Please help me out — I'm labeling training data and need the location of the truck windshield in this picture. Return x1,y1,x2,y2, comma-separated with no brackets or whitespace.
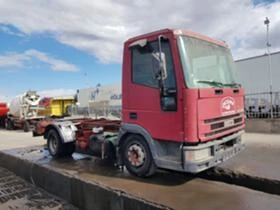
177,36,238,88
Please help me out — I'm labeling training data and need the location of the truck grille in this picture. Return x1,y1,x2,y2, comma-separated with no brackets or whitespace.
205,123,243,137
204,113,244,137
204,113,241,124
234,117,242,124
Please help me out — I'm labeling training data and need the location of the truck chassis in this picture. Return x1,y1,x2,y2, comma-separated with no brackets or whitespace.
37,118,244,177
6,115,45,132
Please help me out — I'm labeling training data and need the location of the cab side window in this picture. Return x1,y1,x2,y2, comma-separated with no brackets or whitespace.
131,42,159,88
131,40,176,90
131,39,177,111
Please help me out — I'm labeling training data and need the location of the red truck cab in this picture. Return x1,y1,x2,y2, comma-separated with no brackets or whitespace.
43,28,245,177
120,29,244,174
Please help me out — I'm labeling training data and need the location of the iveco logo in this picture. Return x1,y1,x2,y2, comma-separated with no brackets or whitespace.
221,97,235,115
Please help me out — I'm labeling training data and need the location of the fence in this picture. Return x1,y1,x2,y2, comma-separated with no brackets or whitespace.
245,91,280,119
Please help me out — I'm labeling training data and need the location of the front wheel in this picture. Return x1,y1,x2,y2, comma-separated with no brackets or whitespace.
122,135,156,177
47,129,75,158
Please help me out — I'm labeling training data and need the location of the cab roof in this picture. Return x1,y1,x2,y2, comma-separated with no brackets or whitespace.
125,28,228,48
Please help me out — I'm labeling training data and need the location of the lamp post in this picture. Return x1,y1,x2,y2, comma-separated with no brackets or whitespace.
264,17,273,118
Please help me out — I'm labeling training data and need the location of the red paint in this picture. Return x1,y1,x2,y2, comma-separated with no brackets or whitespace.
75,119,121,150
34,119,55,135
122,30,184,142
0,103,9,117
39,97,52,107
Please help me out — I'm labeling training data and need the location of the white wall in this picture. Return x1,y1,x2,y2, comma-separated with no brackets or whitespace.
77,84,121,108
235,52,280,94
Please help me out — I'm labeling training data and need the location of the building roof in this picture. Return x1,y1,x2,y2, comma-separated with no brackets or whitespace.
235,50,280,62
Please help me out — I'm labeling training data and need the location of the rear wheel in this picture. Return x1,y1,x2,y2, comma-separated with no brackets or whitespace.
47,129,75,158
5,119,14,130
23,121,30,132
64,142,75,156
122,135,156,177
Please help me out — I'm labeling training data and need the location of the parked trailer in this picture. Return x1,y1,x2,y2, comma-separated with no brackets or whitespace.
39,97,75,118
6,91,45,132
41,29,245,177
0,103,9,127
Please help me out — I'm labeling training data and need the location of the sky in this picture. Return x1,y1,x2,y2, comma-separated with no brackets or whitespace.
0,0,279,102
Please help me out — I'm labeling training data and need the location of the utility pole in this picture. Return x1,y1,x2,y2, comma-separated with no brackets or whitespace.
264,17,273,118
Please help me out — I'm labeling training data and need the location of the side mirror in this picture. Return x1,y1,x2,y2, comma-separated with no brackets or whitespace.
152,52,167,80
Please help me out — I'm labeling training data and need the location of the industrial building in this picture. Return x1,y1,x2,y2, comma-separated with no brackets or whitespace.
235,51,280,94
75,84,121,118
235,51,280,118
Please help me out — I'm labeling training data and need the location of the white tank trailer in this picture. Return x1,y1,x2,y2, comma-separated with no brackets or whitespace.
6,91,45,132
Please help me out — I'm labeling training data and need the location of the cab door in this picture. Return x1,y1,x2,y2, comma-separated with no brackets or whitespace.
122,37,183,142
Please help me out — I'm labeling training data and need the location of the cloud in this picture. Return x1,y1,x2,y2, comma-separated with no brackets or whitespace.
0,89,76,103
0,49,79,72
0,0,279,62
38,89,76,98
0,53,29,68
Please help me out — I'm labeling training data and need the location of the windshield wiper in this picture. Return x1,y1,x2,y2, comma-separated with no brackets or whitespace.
196,80,224,87
223,82,241,88
196,80,241,88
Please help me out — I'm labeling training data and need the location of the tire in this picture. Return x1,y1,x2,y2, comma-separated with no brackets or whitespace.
121,134,156,177
64,142,75,156
5,119,14,130
0,117,4,128
47,129,75,158
23,121,30,132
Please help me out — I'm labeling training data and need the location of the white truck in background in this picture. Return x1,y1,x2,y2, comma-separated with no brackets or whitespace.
6,90,45,132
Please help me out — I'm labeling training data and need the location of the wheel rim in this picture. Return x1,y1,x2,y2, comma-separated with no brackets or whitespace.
127,143,145,167
49,135,58,154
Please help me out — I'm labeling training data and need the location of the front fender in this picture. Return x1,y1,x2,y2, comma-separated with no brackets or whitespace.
118,123,158,159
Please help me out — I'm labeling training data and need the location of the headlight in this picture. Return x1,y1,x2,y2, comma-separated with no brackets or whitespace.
185,148,211,161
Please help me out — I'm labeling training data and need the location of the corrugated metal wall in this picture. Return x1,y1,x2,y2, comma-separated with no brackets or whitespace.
235,52,280,94
235,52,280,118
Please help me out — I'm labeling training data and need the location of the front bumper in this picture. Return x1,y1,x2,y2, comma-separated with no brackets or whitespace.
183,130,245,173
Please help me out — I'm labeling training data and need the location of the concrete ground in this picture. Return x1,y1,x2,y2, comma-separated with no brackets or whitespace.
220,132,280,181
1,129,280,210
1,130,279,182
0,130,45,150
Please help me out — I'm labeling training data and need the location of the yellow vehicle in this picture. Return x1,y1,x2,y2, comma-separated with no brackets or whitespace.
39,97,75,117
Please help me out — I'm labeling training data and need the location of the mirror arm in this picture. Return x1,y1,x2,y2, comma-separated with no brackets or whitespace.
157,35,167,80
158,35,163,62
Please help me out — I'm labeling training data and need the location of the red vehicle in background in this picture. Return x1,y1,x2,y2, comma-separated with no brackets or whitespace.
41,29,245,177
0,103,9,127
